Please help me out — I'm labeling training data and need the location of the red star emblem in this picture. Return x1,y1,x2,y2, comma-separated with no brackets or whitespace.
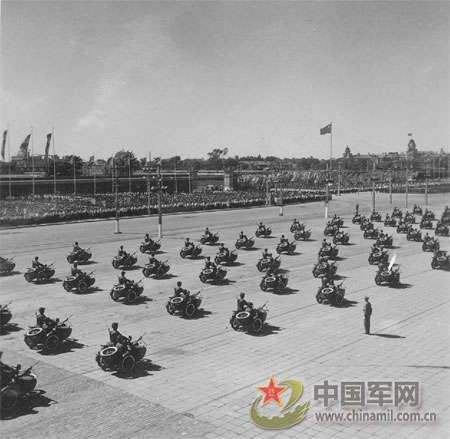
256,376,287,407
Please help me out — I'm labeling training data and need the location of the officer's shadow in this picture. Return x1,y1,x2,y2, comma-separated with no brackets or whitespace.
339,299,358,308
371,333,405,339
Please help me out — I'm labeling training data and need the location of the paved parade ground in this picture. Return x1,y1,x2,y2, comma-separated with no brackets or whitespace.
1,191,449,439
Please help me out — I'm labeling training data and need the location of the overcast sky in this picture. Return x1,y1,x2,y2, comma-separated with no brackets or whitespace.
1,0,448,161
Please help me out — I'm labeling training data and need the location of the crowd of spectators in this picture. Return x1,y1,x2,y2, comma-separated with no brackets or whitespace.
1,178,448,228
0,189,326,227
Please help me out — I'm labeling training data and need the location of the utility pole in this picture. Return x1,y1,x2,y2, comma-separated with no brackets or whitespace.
405,166,409,209
425,156,429,206
389,169,392,205
337,163,341,197
188,168,192,194
157,161,163,237
371,159,376,212
146,167,152,216
114,165,121,234
174,158,178,193
324,164,330,219
279,179,283,216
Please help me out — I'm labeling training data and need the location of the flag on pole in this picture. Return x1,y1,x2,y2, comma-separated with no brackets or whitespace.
408,133,412,137
140,157,147,167
44,133,52,165
154,157,161,165
320,123,332,135
19,134,31,157
1,130,7,160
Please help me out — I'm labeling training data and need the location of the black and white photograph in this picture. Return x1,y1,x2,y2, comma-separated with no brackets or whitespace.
1,1,449,438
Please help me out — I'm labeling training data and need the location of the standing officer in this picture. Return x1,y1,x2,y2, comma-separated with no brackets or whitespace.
363,296,372,335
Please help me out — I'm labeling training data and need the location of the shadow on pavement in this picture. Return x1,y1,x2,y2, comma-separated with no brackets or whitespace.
251,324,282,337
1,270,21,276
393,283,413,289
339,299,358,308
115,359,163,379
372,333,405,339
218,279,236,286
275,287,298,295
0,323,24,335
227,261,245,267
40,339,86,356
80,260,98,265
129,296,153,305
188,309,214,320
0,390,55,420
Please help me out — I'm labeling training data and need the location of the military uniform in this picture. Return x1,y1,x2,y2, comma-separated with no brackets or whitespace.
363,299,372,334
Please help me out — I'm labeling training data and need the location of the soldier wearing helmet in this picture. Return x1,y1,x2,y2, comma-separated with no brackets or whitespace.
71,262,83,278
32,256,44,270
237,293,248,312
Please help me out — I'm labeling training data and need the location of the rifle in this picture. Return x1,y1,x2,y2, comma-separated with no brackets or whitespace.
136,332,147,342
1,302,12,310
62,315,73,324
23,361,39,375
192,289,203,297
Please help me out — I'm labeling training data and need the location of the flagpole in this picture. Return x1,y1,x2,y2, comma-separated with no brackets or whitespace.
7,124,11,198
111,157,114,192
31,125,35,198
52,127,56,195
128,154,131,193
93,157,97,198
329,122,332,171
73,153,77,194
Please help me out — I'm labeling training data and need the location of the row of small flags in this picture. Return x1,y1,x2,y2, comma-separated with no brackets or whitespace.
2,124,413,162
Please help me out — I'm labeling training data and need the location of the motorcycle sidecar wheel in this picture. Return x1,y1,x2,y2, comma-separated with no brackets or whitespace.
77,280,88,294
1,388,19,412
185,303,196,318
121,355,136,373
335,293,344,306
126,291,137,304
375,275,382,286
260,281,268,292
166,303,175,315
316,293,324,304
38,272,48,283
252,318,263,333
45,334,60,351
